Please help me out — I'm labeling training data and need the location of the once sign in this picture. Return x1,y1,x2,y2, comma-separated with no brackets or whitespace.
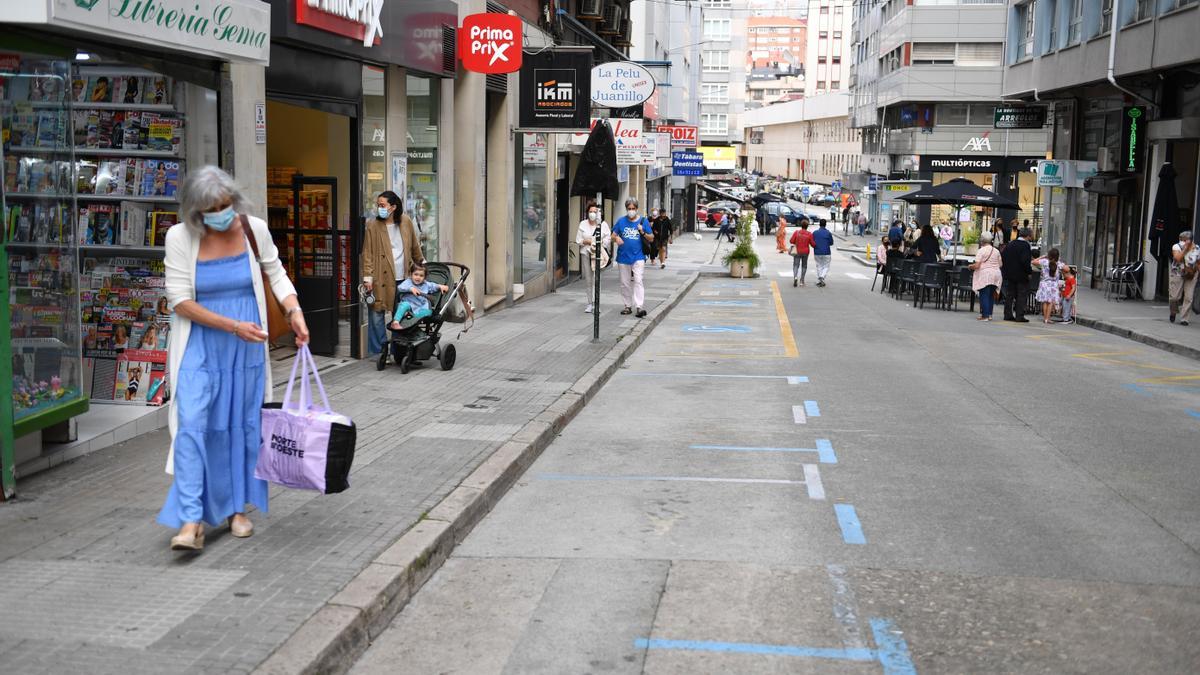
590,61,656,108
459,13,522,74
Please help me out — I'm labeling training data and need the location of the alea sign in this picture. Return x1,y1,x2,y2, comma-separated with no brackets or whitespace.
459,13,522,74
590,61,655,109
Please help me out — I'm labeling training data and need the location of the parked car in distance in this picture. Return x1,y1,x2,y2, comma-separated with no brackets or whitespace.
760,201,812,232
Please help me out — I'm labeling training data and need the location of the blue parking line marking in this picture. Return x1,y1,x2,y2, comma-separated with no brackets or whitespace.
804,400,821,417
682,324,753,333
698,300,756,306
1123,383,1153,396
869,618,918,674
690,440,837,464
635,618,916,673
634,638,876,662
1186,409,1200,419
835,504,866,545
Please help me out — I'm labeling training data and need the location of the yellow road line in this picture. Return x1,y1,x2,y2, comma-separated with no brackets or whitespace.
1073,351,1197,374
1135,374,1200,385
771,280,799,358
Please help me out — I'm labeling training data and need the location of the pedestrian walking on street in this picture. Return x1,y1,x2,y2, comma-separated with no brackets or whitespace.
813,218,835,287
856,211,867,236
775,216,789,253
651,208,672,268
1001,227,1034,322
361,191,425,355
612,198,653,318
789,219,814,287
576,202,611,314
1169,230,1199,325
1033,248,1068,324
969,230,1002,321
715,212,734,242
159,166,309,551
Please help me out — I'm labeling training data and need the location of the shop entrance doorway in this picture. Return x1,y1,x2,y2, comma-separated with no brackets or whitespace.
265,101,355,356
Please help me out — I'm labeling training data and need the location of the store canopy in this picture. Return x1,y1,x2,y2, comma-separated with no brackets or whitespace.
897,177,1019,210
751,192,785,207
570,120,619,202
698,182,747,203
1147,163,1181,259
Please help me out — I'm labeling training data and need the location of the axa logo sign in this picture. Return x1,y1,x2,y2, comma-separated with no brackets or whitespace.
962,132,992,152
459,13,522,74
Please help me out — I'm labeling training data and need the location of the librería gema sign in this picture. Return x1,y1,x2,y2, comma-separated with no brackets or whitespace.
590,61,656,109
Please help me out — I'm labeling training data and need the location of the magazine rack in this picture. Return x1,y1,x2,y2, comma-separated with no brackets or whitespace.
1,60,88,496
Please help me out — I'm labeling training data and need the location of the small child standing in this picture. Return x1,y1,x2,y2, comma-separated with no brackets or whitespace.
1059,266,1077,324
388,262,449,330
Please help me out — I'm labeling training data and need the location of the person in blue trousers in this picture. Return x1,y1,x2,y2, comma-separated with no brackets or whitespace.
159,166,309,552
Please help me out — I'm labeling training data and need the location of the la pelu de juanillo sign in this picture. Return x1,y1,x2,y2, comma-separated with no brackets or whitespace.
51,0,272,64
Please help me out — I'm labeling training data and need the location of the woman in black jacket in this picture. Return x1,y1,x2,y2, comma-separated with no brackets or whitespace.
916,224,941,263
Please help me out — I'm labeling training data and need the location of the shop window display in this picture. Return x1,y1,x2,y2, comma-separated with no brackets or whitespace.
406,75,439,258
517,133,548,283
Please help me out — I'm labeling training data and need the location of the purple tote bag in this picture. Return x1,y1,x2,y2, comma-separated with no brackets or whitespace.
256,346,356,493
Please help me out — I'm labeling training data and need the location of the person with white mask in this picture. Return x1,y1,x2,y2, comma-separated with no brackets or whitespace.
576,201,611,314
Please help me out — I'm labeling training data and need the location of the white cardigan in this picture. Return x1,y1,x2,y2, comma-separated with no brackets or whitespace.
162,215,297,474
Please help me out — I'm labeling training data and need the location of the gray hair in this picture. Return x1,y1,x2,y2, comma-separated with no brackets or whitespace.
625,198,639,209
979,230,993,244
178,165,251,235
1181,230,1193,241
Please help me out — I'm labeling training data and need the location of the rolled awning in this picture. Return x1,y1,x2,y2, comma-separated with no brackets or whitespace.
1083,173,1138,197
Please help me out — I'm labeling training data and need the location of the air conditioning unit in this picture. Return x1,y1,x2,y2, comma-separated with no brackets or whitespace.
599,4,623,35
577,0,603,20
1097,146,1115,172
615,19,632,46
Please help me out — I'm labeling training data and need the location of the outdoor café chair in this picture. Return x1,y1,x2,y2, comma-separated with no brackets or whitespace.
915,264,947,309
946,266,975,312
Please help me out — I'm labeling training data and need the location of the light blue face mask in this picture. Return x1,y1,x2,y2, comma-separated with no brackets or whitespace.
203,206,236,231
377,206,390,219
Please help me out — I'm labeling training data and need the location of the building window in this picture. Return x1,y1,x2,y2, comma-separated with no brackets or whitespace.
1067,0,1082,44
704,18,732,40
702,50,730,72
1134,0,1153,21
911,42,955,65
816,81,826,90
1046,0,1058,48
406,74,440,258
957,43,1003,67
880,46,903,74
702,83,730,103
830,80,840,89
936,103,969,125
1101,0,1113,33
703,0,732,6
700,113,729,135
818,56,827,64
1017,2,1035,60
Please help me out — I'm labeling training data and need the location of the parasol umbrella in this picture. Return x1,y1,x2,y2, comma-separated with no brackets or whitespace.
569,120,618,340
899,177,1020,260
1147,162,1181,260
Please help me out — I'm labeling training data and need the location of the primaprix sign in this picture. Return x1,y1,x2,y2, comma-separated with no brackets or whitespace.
459,13,522,74
295,0,385,47
657,124,698,147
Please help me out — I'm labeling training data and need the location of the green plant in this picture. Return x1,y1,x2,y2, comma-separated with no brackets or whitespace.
721,210,761,274
962,228,980,246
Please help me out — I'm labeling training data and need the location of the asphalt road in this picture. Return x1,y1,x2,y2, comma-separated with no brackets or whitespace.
349,239,1200,674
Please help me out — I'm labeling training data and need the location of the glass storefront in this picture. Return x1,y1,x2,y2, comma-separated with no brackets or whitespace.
517,133,548,283
361,65,387,217
406,74,439,258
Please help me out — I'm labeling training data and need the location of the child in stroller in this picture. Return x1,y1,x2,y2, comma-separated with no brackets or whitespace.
388,262,449,330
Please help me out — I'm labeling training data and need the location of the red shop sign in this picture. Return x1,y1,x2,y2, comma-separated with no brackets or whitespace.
295,0,384,47
458,13,522,74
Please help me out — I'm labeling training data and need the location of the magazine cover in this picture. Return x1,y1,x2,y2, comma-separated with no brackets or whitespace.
86,204,116,245
88,76,113,103
95,161,123,195
10,102,36,147
122,111,141,149
144,76,170,105
70,77,87,103
150,211,178,246
97,111,114,149
76,160,98,194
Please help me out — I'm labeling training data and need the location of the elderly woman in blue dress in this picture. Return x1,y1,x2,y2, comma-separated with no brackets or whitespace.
159,166,309,551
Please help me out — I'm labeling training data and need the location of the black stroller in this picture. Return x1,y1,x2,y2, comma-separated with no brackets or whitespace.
377,262,471,374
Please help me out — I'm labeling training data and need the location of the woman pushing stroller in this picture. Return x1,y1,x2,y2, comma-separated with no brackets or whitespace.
388,262,449,330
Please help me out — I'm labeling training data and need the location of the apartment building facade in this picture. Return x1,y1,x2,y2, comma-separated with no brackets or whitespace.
699,0,748,156
1002,0,1199,297
743,93,862,185
806,0,854,94
849,0,1049,230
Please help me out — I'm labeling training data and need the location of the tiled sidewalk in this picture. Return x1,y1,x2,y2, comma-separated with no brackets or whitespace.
0,236,716,675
